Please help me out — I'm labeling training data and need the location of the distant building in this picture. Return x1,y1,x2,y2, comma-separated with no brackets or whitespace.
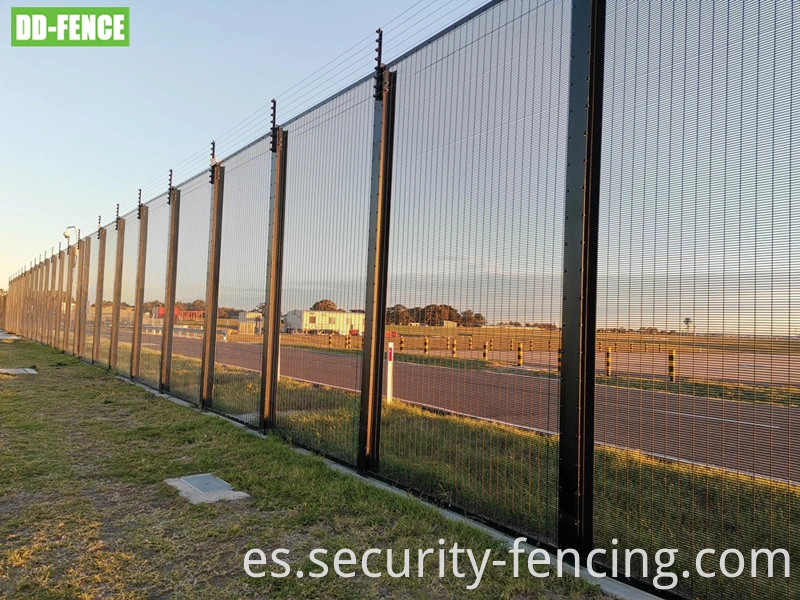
177,310,204,322
238,311,262,322
238,311,263,335
283,310,365,335
100,304,134,324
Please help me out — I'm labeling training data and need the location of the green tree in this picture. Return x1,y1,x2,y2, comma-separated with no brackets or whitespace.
186,299,206,312
387,304,412,325
311,299,338,312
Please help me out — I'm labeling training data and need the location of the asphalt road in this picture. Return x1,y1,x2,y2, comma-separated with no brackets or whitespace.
128,330,799,483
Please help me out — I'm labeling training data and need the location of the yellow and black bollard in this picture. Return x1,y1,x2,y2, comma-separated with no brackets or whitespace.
451,339,457,358
605,347,612,377
483,341,488,361
510,338,514,351
400,336,404,352
669,350,676,382
517,343,523,367
468,336,473,351
644,342,648,353
424,336,429,355
328,333,332,348
557,348,562,374
529,339,534,351
490,338,494,351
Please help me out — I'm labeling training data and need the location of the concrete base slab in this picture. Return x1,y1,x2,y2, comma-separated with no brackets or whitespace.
165,473,250,504
0,330,21,341
0,368,37,375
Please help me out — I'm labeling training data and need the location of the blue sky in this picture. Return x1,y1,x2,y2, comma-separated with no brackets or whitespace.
4,1,798,335
0,0,489,286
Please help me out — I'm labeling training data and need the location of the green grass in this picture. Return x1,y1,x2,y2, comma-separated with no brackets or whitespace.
597,374,800,408
145,346,799,598
244,381,800,600
0,339,603,600
12,339,796,598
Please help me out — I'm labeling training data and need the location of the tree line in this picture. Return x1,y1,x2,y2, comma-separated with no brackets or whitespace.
301,300,488,327
128,299,558,328
386,304,486,327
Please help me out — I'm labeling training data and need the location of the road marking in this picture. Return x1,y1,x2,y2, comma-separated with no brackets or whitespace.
184,347,789,433
390,356,785,426
645,407,778,429
281,348,793,423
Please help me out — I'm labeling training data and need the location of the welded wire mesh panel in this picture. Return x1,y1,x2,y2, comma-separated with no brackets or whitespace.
33,265,42,343
84,236,100,360
210,136,271,426
595,3,798,598
97,227,117,367
138,194,169,388
378,0,569,543
275,80,374,463
33,265,41,342
63,247,77,352
52,251,65,348
44,260,53,344
169,173,213,404
114,210,140,376
77,236,93,359
29,265,38,342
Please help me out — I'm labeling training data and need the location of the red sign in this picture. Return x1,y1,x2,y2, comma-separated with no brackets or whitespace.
388,345,394,361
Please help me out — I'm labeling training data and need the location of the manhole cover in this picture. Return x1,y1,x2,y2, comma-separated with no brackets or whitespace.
181,474,232,493
165,473,249,504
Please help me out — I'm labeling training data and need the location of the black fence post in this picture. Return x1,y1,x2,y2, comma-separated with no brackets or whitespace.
260,104,288,431
62,245,76,352
39,255,51,344
72,244,83,353
558,0,606,558
76,236,92,357
55,247,65,348
34,259,43,342
357,30,397,474
40,256,50,344
160,184,180,393
130,196,149,378
200,144,224,409
92,228,106,363
109,214,126,368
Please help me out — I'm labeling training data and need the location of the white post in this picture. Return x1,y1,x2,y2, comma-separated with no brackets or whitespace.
386,342,394,404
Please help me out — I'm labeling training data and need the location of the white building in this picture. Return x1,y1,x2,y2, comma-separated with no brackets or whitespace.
283,310,365,335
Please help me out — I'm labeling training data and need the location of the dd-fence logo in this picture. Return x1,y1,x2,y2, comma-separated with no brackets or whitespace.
11,8,129,46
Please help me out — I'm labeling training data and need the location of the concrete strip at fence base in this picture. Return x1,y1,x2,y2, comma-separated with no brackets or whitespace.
0,367,37,374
